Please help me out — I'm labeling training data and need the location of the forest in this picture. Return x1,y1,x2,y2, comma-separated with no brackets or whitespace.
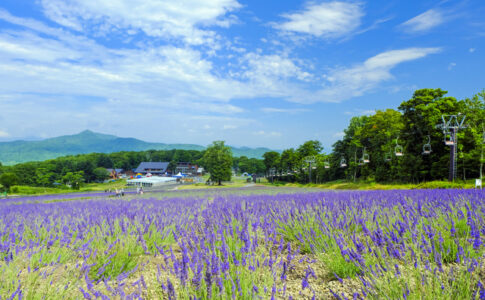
263,88,485,184
0,146,266,190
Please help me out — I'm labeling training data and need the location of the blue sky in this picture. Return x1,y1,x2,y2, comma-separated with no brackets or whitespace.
0,0,483,150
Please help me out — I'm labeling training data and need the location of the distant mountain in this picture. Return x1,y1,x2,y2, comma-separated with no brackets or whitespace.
0,130,274,165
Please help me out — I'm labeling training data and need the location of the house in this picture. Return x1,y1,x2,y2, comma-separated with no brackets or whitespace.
135,162,170,176
175,162,198,175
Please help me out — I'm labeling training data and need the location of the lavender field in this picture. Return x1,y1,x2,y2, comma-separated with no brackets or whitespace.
1,188,485,299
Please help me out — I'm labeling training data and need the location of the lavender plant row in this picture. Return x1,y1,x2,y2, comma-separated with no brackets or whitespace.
1,188,485,299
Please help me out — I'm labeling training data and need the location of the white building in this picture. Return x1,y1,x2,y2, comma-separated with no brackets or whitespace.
126,176,177,187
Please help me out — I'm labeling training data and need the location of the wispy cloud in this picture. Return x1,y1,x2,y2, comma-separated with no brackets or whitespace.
300,47,442,103
273,1,363,39
0,7,444,144
400,9,444,33
448,62,456,70
0,130,9,138
332,131,345,138
344,109,375,116
253,130,282,137
39,0,242,45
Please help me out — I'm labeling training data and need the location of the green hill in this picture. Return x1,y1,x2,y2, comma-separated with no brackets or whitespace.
0,130,274,164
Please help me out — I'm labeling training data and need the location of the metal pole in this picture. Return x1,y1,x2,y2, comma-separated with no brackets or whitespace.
449,128,456,182
481,129,484,188
353,148,357,182
308,162,312,184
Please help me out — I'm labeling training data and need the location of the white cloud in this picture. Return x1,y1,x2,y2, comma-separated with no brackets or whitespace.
448,62,456,70
469,48,476,53
333,131,345,138
0,10,443,145
0,12,257,142
253,130,282,137
223,124,238,130
39,0,242,45
303,47,442,103
274,1,363,39
400,9,444,33
233,52,313,99
344,109,375,116
0,130,9,138
241,53,312,81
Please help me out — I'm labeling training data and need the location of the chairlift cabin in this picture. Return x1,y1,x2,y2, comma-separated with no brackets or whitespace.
444,132,454,146
359,147,370,163
422,135,432,155
394,137,404,156
358,158,364,166
384,152,392,162
340,158,347,168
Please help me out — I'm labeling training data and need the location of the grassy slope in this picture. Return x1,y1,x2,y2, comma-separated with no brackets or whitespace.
6,177,479,196
176,176,252,190
8,180,129,196
264,179,477,190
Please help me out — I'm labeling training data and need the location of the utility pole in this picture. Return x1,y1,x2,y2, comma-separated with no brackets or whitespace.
437,114,467,182
304,156,315,184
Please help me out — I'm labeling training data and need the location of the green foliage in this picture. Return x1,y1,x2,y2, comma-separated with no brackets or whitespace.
234,156,265,174
62,171,85,190
203,141,233,185
262,151,280,171
297,140,323,157
0,172,19,191
93,167,110,181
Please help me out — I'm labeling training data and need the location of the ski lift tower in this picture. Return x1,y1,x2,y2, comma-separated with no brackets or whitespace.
480,129,484,188
437,114,467,182
304,156,316,184
269,167,276,184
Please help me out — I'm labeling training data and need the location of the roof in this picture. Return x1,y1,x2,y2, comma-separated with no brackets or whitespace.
106,168,123,173
135,162,170,173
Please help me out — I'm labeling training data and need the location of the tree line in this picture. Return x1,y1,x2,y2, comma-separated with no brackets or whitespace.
0,149,205,190
0,141,267,191
261,89,484,184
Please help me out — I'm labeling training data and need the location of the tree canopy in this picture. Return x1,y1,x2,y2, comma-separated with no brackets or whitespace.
202,141,233,185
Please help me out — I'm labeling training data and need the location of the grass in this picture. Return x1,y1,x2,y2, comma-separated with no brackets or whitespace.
176,176,254,190
7,179,128,196
264,179,477,190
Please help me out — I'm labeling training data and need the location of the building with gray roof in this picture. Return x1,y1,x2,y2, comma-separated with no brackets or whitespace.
135,162,170,175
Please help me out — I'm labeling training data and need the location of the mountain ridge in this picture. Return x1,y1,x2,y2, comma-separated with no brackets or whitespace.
0,130,275,165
